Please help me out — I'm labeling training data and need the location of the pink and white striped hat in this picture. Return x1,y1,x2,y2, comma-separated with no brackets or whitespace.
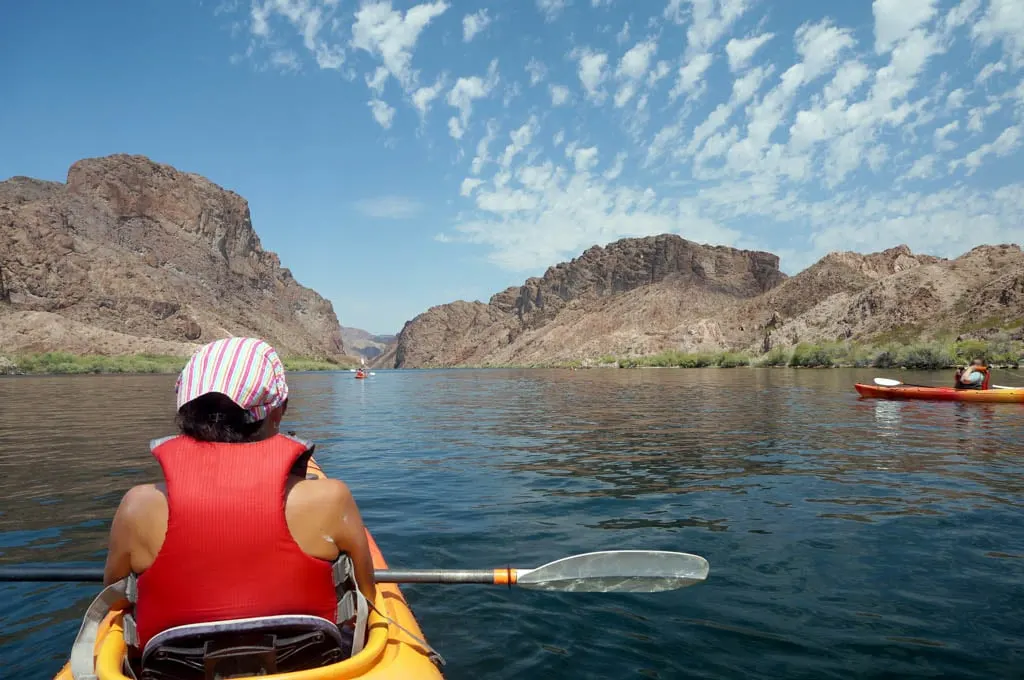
175,337,289,422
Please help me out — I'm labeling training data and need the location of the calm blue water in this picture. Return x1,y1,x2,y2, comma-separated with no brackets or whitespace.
1,368,1023,679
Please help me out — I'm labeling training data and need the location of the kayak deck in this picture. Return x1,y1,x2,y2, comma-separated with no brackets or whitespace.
854,383,1024,403
53,457,444,680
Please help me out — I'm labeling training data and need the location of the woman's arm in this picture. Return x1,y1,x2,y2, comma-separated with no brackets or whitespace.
102,486,143,585
326,480,377,603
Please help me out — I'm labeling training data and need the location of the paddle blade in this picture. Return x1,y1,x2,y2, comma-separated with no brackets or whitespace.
516,550,709,593
873,378,903,386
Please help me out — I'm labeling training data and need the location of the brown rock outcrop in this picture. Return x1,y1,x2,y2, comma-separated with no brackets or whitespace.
0,155,345,358
390,234,787,367
387,237,1024,368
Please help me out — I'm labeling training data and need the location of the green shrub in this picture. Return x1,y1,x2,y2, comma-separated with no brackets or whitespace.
897,343,953,370
788,343,835,367
756,346,790,367
715,351,750,368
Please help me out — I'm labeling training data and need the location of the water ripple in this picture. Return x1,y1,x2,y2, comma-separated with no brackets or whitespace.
2,367,1023,678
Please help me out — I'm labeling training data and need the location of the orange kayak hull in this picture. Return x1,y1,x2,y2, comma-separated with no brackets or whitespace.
854,383,1024,403
52,458,444,680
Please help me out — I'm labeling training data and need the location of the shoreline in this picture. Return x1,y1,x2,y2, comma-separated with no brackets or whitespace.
2,339,1021,375
0,352,356,376
404,339,1024,371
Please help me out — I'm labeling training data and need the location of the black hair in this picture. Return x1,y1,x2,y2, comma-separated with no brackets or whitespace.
175,392,268,443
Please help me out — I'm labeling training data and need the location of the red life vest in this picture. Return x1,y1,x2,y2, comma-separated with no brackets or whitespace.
956,366,991,390
134,433,337,649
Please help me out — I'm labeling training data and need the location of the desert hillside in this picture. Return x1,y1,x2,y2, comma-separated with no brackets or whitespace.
341,327,395,362
0,155,346,359
384,235,1024,368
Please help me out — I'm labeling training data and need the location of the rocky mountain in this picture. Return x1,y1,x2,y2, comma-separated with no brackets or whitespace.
385,236,1024,368
341,326,395,361
0,155,346,359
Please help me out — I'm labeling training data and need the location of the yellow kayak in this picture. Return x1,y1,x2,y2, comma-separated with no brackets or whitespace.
53,458,445,680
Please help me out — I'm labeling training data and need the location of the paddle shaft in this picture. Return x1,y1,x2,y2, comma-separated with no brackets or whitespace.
0,565,518,585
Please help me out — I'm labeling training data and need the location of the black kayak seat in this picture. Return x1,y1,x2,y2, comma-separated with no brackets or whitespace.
138,614,353,680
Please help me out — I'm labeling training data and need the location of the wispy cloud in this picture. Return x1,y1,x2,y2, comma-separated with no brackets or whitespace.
354,196,425,219
462,9,492,42
216,0,1024,275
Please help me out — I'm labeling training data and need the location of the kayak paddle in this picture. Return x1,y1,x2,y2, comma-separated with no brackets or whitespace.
873,377,1016,389
0,550,709,592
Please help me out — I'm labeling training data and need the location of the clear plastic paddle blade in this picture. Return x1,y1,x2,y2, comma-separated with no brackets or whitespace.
516,550,709,592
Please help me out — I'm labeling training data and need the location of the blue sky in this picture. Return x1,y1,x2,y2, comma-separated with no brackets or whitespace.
2,0,1023,334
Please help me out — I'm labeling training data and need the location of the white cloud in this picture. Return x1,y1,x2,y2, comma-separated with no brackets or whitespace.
350,0,449,90
960,124,1022,173
460,177,484,196
947,87,967,109
549,84,572,106
470,119,500,174
573,48,610,102
873,0,938,53
903,153,937,179
667,0,755,56
669,52,713,100
604,151,627,180
412,75,445,117
976,60,1007,84
462,9,492,42
355,195,423,218
934,120,960,150
369,98,396,128
446,60,499,139
617,39,657,80
726,33,774,72
525,58,547,86
223,0,1024,280
972,0,1024,67
249,0,347,70
537,0,567,22
270,49,300,71
616,20,630,45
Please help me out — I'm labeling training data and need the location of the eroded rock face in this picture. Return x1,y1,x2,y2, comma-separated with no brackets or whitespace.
390,234,787,367
387,237,1024,367
0,155,345,358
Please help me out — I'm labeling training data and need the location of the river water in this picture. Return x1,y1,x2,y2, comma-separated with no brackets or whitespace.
1,368,1022,679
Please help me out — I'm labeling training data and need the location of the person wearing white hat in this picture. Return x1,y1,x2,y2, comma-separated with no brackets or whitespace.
99,337,376,657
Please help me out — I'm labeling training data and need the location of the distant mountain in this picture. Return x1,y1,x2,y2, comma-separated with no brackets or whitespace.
0,154,346,358
383,235,1024,368
341,326,396,361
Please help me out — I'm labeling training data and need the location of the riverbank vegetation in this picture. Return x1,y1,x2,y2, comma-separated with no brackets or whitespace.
0,352,355,375
596,338,1023,370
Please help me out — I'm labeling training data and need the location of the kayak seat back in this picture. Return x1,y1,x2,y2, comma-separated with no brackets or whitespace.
137,615,352,680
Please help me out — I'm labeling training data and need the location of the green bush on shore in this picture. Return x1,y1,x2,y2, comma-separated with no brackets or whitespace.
1,352,354,375
617,338,1022,371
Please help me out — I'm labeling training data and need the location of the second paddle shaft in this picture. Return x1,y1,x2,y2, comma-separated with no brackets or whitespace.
0,566,524,585
378,568,521,585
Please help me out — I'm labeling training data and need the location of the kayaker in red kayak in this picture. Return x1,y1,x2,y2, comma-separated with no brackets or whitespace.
101,337,376,652
954,358,991,390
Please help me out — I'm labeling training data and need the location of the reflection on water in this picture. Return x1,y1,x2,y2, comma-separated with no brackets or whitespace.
1,368,1023,679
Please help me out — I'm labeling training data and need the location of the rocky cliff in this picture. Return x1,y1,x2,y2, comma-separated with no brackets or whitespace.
0,155,345,358
341,327,395,361
387,236,1024,368
390,234,786,367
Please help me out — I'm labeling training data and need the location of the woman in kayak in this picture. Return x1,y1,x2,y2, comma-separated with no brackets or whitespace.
101,337,376,652
954,358,991,390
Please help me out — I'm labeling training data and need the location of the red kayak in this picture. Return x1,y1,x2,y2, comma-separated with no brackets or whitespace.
855,383,1024,403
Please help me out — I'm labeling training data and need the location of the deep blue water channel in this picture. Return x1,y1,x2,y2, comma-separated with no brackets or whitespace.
1,368,1023,678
